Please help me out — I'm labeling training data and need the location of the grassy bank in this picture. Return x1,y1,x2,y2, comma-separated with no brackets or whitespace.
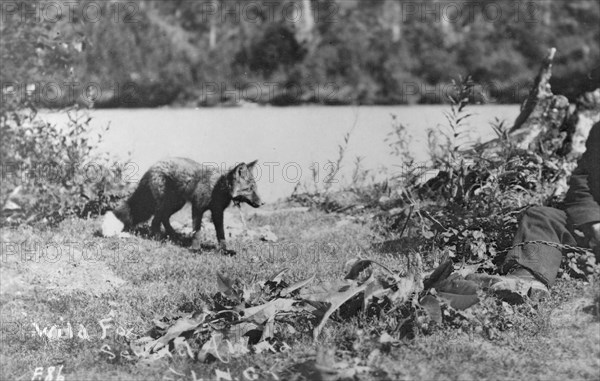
1,204,598,380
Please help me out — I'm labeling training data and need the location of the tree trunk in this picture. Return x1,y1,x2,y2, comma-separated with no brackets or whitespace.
294,0,314,43
560,88,600,159
509,48,570,150
209,18,217,50
385,0,402,42
303,0,314,34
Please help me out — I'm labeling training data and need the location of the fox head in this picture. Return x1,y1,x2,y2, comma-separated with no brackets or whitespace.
231,160,264,208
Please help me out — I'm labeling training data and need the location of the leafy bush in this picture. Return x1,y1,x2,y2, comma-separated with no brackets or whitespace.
0,107,129,226
291,76,597,277
1,1,129,227
408,78,578,265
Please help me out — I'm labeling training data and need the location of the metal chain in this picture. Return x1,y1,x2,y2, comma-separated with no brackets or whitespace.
497,240,592,255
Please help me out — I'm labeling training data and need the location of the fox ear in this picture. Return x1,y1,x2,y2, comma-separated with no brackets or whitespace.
235,163,246,176
247,160,258,169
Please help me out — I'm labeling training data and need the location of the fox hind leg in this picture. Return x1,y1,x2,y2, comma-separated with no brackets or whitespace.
151,191,185,238
162,199,185,237
150,215,162,237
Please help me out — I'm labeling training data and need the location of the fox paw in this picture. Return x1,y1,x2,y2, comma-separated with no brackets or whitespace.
190,239,202,252
217,240,236,256
220,248,237,256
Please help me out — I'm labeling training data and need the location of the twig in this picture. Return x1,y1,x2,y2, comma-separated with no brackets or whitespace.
422,210,446,231
398,204,414,239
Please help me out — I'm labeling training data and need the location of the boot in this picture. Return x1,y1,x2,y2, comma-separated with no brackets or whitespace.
465,267,549,303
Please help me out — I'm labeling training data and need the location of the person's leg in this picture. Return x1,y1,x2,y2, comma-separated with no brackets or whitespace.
500,206,577,287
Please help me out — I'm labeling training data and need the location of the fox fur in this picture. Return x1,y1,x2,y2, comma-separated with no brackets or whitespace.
105,157,263,254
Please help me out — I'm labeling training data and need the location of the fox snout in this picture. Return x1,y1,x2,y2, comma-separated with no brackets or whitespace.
245,191,264,208
231,186,264,208
254,198,265,208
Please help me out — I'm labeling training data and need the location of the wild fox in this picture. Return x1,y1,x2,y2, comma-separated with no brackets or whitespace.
104,157,263,254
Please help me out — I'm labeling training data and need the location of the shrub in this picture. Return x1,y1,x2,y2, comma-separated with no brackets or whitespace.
291,76,590,273
0,107,129,226
397,78,573,263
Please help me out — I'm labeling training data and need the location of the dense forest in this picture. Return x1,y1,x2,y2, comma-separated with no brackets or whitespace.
2,0,599,107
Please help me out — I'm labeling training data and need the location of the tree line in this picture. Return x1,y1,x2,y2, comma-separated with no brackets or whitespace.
1,0,599,108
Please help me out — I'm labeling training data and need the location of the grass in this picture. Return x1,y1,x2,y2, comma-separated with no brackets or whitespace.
1,204,599,381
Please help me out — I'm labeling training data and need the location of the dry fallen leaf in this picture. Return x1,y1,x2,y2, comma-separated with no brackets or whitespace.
300,276,373,340
419,295,442,324
280,274,315,297
152,314,206,351
241,298,298,325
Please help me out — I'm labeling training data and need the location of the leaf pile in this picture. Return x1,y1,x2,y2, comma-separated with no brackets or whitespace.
130,256,506,363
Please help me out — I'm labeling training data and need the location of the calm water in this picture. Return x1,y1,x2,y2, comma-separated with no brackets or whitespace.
43,105,519,202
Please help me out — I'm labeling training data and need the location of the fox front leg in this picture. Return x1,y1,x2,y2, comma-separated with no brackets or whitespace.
212,209,236,256
191,231,203,251
190,206,207,251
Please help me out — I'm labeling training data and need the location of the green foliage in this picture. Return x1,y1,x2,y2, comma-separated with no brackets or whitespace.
386,114,414,165
295,76,595,279
3,0,599,107
0,108,129,226
0,0,128,226
378,77,582,267
560,250,600,280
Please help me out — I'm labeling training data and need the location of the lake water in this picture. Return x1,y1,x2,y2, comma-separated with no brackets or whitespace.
42,105,520,202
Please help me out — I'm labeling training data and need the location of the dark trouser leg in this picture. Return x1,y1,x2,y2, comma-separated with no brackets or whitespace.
500,206,577,287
